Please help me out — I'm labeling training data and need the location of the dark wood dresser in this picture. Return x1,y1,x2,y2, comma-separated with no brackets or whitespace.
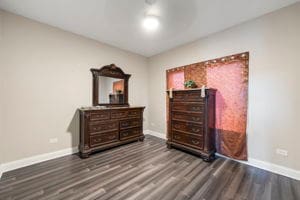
167,89,216,161
79,106,145,158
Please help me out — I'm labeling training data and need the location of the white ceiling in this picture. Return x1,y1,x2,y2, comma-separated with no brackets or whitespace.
0,0,298,57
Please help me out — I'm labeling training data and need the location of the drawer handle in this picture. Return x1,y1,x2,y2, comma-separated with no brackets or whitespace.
130,112,137,115
95,114,105,118
174,135,181,139
192,128,200,132
123,132,129,136
191,117,200,121
174,125,180,129
192,107,200,110
108,135,116,139
191,140,199,145
109,124,116,128
122,122,129,126
175,115,183,119
94,138,102,142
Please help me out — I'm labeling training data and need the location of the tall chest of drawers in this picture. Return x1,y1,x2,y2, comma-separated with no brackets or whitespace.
167,89,216,161
79,107,145,158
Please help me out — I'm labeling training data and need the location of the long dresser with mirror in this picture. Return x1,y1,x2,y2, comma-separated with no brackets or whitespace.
79,64,145,158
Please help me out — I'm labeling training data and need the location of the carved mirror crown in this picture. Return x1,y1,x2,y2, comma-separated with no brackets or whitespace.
91,64,131,106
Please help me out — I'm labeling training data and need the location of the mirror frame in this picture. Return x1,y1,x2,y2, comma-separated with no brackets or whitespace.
91,64,131,106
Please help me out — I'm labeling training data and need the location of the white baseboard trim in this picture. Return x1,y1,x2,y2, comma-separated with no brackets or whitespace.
247,158,300,180
145,129,166,140
217,153,300,180
1,147,78,177
146,129,300,180
0,164,3,179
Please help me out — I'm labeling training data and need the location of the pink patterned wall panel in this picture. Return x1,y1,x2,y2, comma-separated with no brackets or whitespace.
167,70,184,89
206,61,248,160
206,62,247,133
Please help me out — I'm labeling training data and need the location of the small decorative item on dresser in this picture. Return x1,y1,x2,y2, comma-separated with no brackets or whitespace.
184,80,197,88
166,88,216,161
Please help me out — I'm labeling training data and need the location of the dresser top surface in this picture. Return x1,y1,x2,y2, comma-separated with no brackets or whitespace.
78,106,145,111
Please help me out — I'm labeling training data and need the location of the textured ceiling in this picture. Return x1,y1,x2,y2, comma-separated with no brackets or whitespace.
0,0,298,57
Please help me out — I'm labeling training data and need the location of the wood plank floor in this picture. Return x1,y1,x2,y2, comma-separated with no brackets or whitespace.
0,135,299,200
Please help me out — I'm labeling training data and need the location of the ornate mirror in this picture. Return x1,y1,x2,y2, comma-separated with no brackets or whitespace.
91,64,131,106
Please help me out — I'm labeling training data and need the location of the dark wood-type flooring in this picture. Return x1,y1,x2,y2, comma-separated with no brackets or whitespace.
0,135,299,200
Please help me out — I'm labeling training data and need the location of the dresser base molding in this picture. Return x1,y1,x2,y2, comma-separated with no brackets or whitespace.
167,141,215,162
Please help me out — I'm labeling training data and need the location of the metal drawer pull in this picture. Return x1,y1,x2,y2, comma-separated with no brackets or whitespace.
174,135,181,139
108,135,116,139
191,140,199,145
191,117,200,121
192,128,200,132
95,138,102,142
95,114,105,118
123,133,129,136
174,125,182,129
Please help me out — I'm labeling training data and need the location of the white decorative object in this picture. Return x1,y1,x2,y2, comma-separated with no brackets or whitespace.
169,88,173,98
201,85,206,98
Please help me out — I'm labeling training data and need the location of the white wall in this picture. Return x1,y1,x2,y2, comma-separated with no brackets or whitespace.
0,10,148,163
0,10,4,167
148,3,300,171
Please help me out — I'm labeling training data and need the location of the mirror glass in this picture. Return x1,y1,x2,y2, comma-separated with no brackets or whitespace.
98,76,125,104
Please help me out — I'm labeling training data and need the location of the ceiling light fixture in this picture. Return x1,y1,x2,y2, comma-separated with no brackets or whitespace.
143,15,159,31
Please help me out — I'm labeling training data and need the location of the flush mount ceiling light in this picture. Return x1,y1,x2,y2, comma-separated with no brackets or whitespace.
143,15,159,31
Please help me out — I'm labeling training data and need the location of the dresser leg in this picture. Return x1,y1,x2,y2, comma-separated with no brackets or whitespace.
139,135,145,142
166,141,172,149
80,152,90,159
203,154,215,162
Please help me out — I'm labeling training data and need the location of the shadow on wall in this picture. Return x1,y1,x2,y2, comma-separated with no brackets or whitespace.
67,110,80,151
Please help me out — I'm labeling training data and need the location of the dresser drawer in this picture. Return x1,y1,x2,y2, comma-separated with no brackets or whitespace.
172,131,203,150
111,110,128,119
173,91,204,102
128,109,141,118
172,131,186,144
90,131,118,147
172,112,204,124
172,121,203,135
120,119,141,130
120,127,141,140
172,103,204,113
89,111,110,121
185,134,204,150
88,121,118,134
